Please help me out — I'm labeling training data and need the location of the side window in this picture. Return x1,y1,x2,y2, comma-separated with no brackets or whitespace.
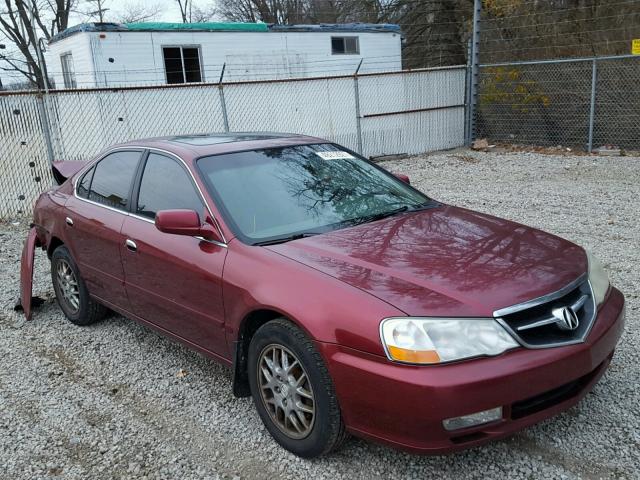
88,151,140,210
77,166,95,199
162,46,202,84
331,36,359,55
60,53,77,88
136,153,203,219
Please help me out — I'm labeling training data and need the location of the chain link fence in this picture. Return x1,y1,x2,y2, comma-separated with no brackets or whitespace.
475,54,640,151
0,66,466,219
0,94,54,218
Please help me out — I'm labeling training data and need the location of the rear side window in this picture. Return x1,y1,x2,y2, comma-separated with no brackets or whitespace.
136,153,203,219
88,151,140,210
77,166,95,199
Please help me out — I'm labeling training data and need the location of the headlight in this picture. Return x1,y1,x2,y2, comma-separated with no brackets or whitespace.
380,318,519,365
587,251,610,306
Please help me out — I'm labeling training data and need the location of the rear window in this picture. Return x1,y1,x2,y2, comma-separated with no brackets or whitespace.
77,166,94,199
87,151,141,210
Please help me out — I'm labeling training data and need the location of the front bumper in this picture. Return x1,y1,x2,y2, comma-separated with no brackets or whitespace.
320,287,625,454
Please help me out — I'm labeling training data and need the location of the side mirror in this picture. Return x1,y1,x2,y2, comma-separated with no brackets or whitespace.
394,173,411,185
155,209,220,241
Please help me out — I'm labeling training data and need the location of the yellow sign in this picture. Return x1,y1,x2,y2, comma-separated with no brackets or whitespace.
633,39,640,55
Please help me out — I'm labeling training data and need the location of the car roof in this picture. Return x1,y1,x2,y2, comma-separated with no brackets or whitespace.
116,132,327,160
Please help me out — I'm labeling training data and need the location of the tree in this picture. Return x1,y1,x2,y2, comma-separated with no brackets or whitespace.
214,0,472,68
83,0,107,22
190,3,217,22
78,0,162,23
175,0,218,23
0,0,75,88
391,0,472,68
216,0,339,24
114,2,163,23
176,0,191,22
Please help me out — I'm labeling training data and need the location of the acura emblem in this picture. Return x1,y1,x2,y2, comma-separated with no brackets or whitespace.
551,306,580,331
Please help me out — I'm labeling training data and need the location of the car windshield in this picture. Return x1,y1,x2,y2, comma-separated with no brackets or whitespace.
197,143,433,245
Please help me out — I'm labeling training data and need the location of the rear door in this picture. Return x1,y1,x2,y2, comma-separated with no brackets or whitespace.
120,151,228,356
64,149,143,309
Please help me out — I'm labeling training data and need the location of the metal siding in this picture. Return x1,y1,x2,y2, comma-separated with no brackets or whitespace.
46,31,402,87
45,33,95,89
359,69,466,156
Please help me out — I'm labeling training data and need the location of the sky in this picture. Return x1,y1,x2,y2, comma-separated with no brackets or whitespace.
69,0,214,24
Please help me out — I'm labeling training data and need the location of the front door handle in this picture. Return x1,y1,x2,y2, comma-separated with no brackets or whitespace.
125,239,137,252
65,216,73,226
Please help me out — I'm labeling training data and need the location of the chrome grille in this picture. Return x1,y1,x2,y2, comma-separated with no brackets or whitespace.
495,274,596,348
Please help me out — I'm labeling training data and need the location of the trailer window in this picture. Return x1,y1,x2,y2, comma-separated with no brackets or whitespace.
331,37,359,55
162,46,202,84
60,53,77,88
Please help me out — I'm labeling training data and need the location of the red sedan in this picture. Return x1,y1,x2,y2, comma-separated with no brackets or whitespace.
20,133,625,458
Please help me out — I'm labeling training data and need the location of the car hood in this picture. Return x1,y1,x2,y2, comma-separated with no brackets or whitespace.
267,205,587,317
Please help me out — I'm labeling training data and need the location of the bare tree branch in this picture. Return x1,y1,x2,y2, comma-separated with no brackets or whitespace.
191,3,217,22
0,0,74,87
114,2,163,23
176,0,190,23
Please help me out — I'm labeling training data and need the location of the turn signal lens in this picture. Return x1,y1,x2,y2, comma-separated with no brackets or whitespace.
387,346,440,363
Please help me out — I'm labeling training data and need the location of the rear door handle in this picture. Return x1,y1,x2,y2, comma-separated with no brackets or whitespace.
125,239,137,252
65,217,73,226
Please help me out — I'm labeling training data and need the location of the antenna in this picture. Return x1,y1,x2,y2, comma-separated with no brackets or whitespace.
85,0,109,22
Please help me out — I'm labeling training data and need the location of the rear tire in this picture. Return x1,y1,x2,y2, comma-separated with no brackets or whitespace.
51,245,106,326
248,318,347,458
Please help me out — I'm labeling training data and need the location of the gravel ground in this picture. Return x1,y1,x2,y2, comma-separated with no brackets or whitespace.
1,148,638,480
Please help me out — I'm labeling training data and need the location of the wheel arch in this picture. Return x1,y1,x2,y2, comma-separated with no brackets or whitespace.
46,235,65,259
232,308,309,398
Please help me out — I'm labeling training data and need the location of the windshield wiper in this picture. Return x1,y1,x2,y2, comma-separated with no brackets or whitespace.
347,201,435,226
253,232,320,246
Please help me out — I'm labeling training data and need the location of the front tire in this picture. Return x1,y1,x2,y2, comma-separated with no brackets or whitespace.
248,318,347,458
51,245,106,326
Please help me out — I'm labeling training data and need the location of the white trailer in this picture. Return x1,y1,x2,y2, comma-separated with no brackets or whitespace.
45,22,402,89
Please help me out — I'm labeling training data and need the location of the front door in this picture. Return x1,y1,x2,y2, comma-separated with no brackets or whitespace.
120,152,228,356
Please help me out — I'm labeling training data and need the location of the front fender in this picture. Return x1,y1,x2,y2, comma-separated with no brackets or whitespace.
222,243,403,354
20,226,39,320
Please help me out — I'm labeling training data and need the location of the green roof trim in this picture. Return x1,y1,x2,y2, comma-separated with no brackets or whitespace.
49,22,400,44
124,22,268,32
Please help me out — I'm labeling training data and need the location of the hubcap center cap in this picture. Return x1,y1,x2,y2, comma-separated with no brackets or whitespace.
279,384,290,397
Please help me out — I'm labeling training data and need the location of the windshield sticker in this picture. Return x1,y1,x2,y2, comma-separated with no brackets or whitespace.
315,151,355,160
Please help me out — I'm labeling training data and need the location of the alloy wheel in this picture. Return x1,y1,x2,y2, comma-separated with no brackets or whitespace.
56,259,80,312
257,344,315,439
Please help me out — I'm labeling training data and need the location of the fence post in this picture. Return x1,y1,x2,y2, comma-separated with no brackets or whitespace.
34,38,55,164
353,59,364,155
587,59,597,152
218,63,230,133
464,39,472,145
36,95,54,164
468,0,482,145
